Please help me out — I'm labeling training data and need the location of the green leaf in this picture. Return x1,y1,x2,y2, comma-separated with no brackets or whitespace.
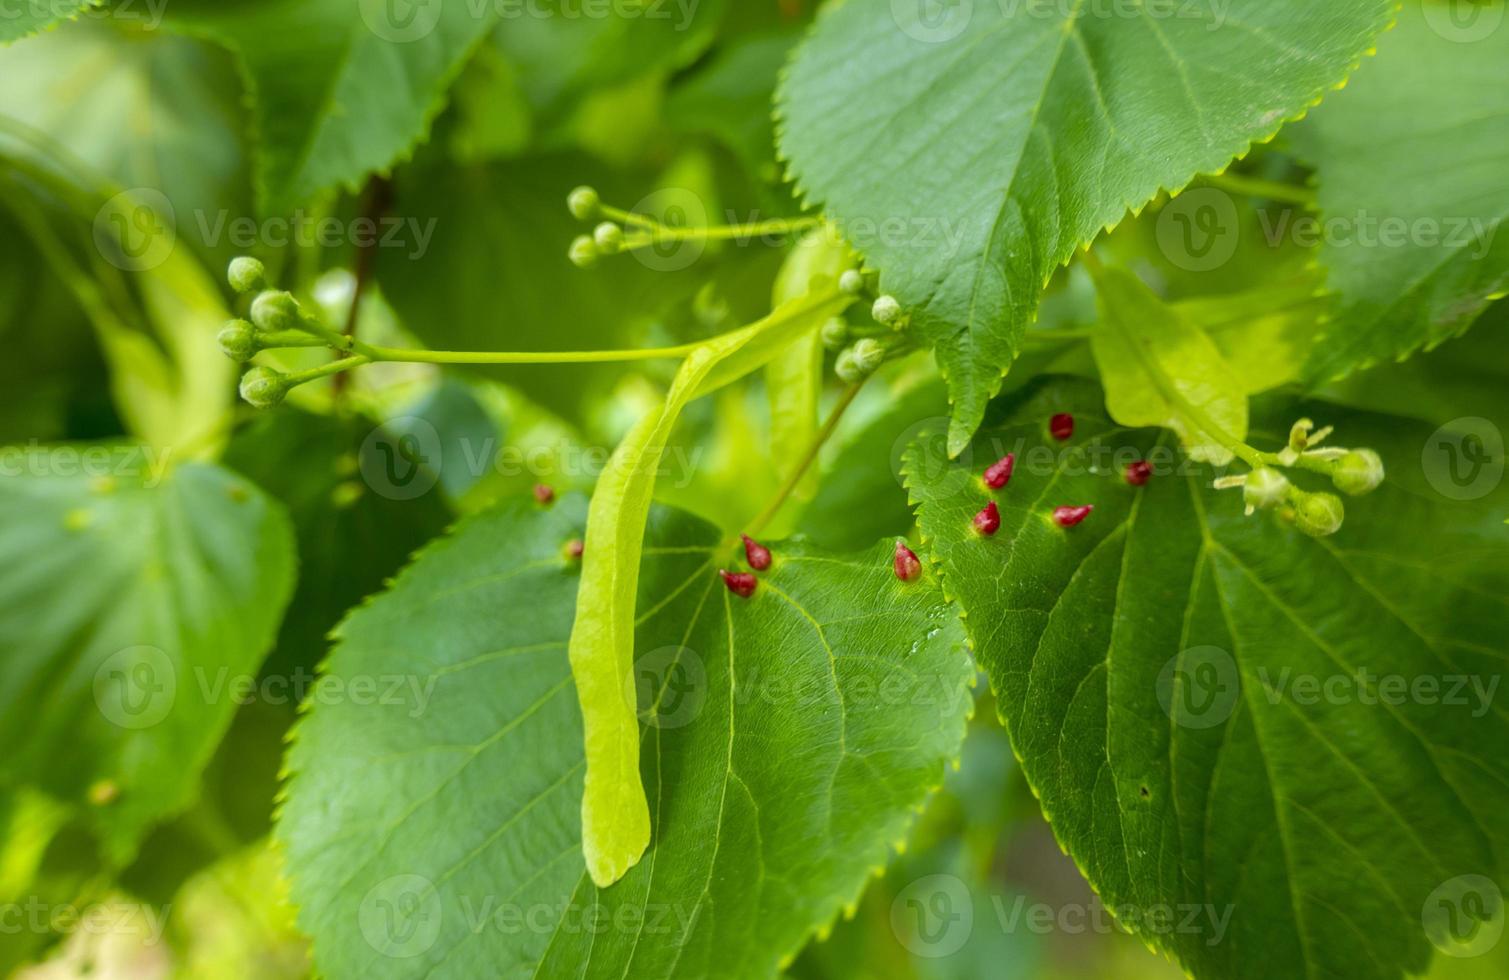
222,409,452,678
905,377,1509,980
0,0,90,44
777,0,1394,454
163,0,499,214
570,292,849,887
1090,265,1248,464
0,459,295,863
280,496,973,977
1291,0,1509,382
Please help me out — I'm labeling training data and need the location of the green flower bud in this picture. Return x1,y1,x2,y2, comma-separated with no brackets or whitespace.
227,256,266,295
217,319,258,362
250,290,300,333
568,235,599,269
1286,490,1345,538
593,221,625,254
1243,467,1290,512
834,349,864,384
871,294,903,326
567,186,600,221
852,337,886,374
1332,448,1384,496
820,317,848,351
239,366,288,409
839,269,864,295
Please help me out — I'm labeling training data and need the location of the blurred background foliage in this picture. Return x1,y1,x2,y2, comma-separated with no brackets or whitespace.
0,2,1506,978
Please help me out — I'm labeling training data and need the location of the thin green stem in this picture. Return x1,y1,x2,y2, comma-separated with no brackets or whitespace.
747,382,865,536
284,355,368,388
1200,171,1315,207
360,340,706,365
621,216,821,247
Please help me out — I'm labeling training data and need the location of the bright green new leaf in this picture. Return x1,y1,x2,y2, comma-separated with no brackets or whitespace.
0,460,295,863
280,495,972,977
1091,265,1248,464
906,377,1509,980
778,0,1394,455
163,0,500,214
1292,0,1509,383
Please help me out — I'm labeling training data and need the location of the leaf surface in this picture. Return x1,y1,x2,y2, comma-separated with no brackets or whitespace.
905,377,1509,979
164,0,499,213
0,0,88,43
0,459,295,862
1091,265,1248,464
777,0,1394,453
280,496,973,977
1292,0,1509,382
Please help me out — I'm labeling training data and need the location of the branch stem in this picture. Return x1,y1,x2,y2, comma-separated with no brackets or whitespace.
747,382,865,536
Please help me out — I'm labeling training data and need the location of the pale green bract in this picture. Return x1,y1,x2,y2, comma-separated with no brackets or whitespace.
777,0,1395,455
0,461,295,863
1091,265,1248,465
905,377,1509,980
162,0,500,214
1292,0,1509,383
572,288,852,886
279,496,973,978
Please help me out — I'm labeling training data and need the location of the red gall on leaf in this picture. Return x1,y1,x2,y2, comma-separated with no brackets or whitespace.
741,533,772,571
1049,413,1074,441
1125,460,1153,486
720,570,757,598
973,501,1001,536
894,541,922,582
1053,505,1093,527
565,539,584,559
983,454,1015,489
533,484,556,505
